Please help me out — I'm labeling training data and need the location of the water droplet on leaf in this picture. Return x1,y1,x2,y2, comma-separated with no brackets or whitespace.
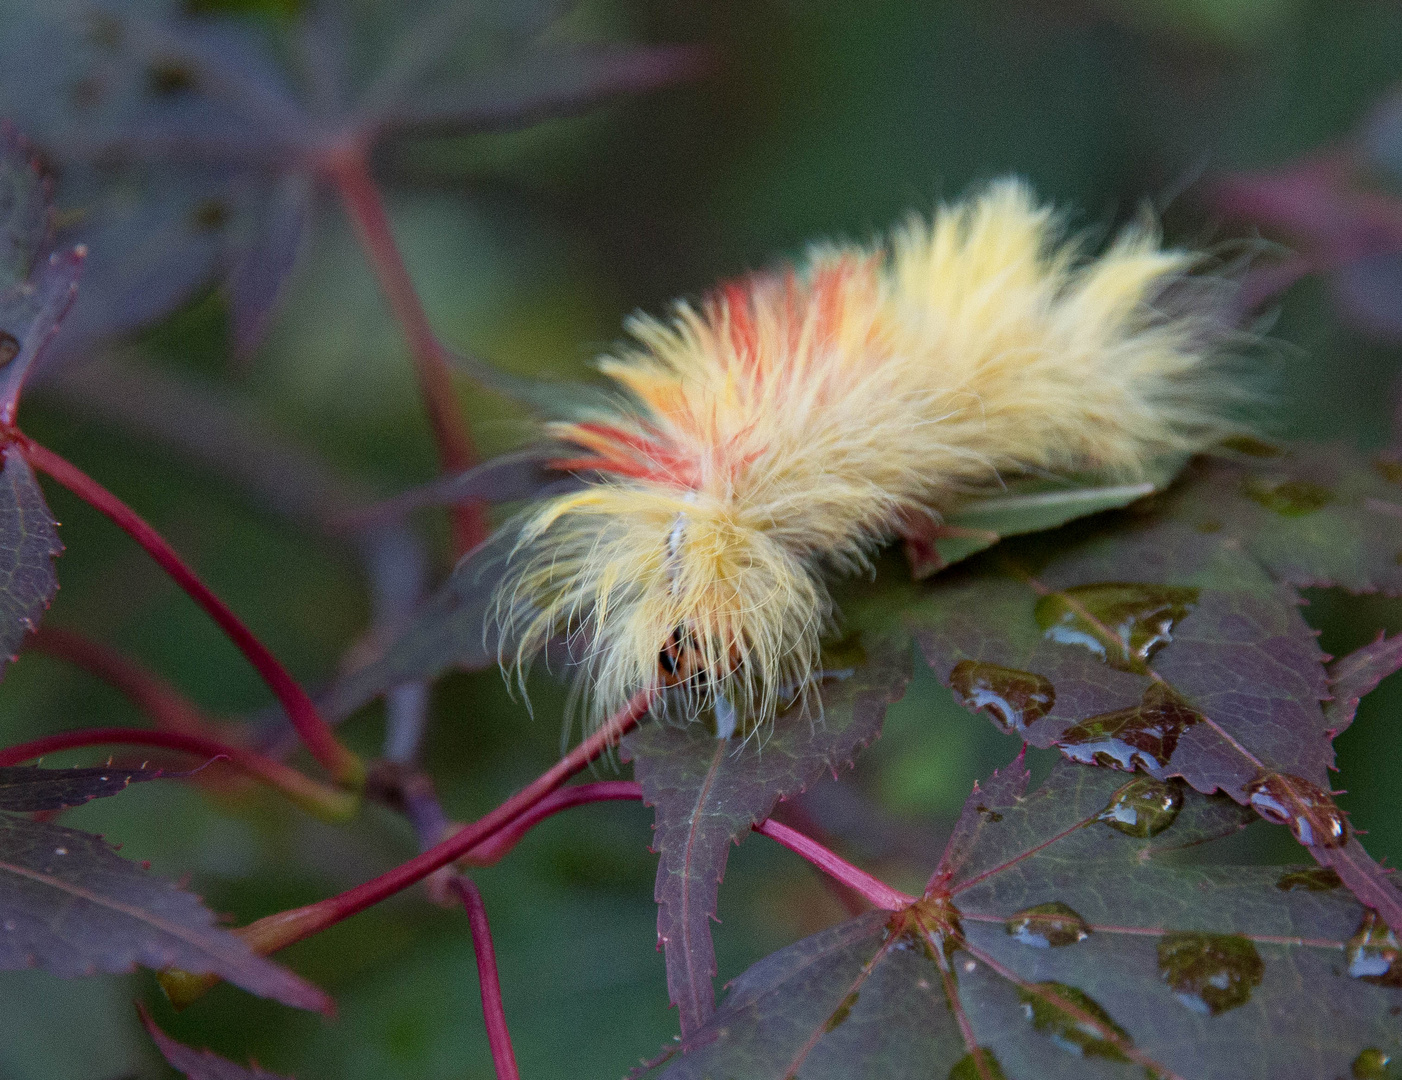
949,1048,1008,1080
1157,932,1263,1015
1035,583,1198,672
1243,478,1332,516
1018,981,1132,1061
1352,1047,1394,1079
1058,684,1202,771
1347,911,1401,986
1246,774,1348,847
949,661,1055,732
1097,776,1184,836
1275,867,1343,891
1005,902,1091,948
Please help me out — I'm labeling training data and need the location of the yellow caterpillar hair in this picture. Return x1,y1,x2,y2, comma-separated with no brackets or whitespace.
498,180,1240,737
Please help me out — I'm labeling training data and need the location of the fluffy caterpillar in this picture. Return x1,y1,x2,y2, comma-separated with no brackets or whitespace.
496,179,1243,738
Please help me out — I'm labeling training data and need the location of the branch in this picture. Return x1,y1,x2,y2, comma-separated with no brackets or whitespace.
0,726,357,821
161,690,653,1006
754,819,915,912
13,433,364,788
320,142,487,556
451,878,521,1080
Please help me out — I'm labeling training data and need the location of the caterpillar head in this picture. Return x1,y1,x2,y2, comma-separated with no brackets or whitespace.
496,482,832,734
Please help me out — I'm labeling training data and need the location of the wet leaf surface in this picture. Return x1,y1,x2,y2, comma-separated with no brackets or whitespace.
140,1005,291,1079
906,458,1402,926
0,815,329,1012
622,637,911,1037
644,761,1402,1080
0,764,167,811
1172,448,1402,596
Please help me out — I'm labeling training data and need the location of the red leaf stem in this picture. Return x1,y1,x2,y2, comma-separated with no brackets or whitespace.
451,878,522,1080
203,691,654,968
754,818,915,912
0,726,358,820
457,780,643,866
320,142,487,555
13,434,364,788
28,625,225,737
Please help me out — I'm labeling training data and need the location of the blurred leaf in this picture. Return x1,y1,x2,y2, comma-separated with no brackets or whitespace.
321,528,517,720
622,638,911,1037
226,170,312,360
371,43,712,136
0,764,166,811
0,814,330,1012
931,454,1187,568
0,124,83,421
0,0,706,360
140,1004,291,1078
0,447,61,671
646,761,1399,1080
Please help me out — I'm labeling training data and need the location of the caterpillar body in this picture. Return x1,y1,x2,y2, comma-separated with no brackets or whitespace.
498,180,1242,736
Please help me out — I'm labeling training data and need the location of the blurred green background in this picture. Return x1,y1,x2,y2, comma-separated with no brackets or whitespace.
2,0,1401,1077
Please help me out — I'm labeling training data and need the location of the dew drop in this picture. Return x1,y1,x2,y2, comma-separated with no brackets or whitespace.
53,847,66,856
949,660,1055,733
0,332,18,367
1058,684,1202,771
822,991,858,1033
1346,911,1401,986
1352,1047,1394,1079
949,1048,1008,1080
1097,775,1185,837
1157,932,1263,1015
1246,773,1349,848
1005,902,1091,948
1275,867,1343,892
1018,981,1132,1061
1035,583,1198,672
1242,477,1332,516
